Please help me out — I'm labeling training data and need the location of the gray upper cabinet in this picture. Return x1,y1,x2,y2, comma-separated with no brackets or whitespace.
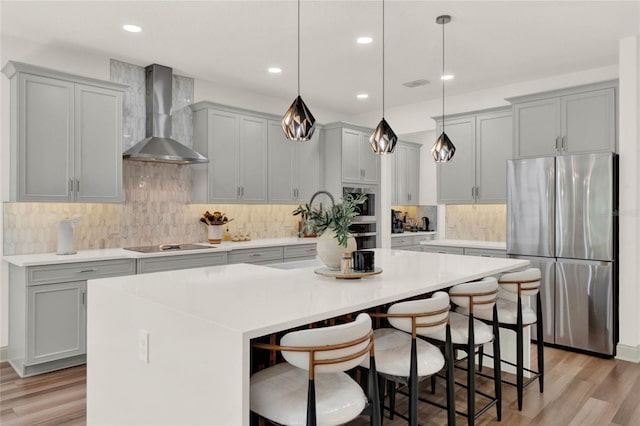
2,61,126,202
268,120,321,204
191,103,268,203
508,81,617,158
435,107,512,204
476,110,513,203
323,123,379,197
436,115,477,204
393,142,421,205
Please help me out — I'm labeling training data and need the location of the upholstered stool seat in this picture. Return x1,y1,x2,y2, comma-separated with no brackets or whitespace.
359,291,455,425
250,313,380,426
456,298,537,325
250,362,367,426
425,311,494,344
360,328,444,379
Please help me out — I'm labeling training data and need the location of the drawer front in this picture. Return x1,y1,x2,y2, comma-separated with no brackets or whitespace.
391,237,413,248
464,248,507,258
28,259,136,285
137,253,228,274
228,246,283,264
413,235,435,245
421,245,465,255
284,244,317,259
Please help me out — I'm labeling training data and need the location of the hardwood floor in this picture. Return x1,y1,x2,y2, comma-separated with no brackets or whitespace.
1,345,639,425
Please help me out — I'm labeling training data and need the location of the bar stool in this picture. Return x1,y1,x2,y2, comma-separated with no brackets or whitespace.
423,277,502,426
250,313,381,426
359,291,455,425
469,268,543,411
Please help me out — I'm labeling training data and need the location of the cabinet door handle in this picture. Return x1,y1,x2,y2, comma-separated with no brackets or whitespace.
555,136,560,151
82,290,86,306
75,179,80,193
69,179,74,193
475,186,479,199
561,136,566,151
77,269,97,273
241,186,244,197
237,187,241,197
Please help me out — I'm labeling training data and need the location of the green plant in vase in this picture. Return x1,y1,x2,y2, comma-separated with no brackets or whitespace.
293,191,367,247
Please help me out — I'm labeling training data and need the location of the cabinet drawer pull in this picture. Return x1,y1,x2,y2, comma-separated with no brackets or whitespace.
77,269,97,273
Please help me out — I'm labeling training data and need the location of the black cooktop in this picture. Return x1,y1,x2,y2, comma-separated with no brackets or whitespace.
123,243,212,253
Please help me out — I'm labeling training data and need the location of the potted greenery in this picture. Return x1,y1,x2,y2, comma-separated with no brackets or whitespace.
293,190,367,269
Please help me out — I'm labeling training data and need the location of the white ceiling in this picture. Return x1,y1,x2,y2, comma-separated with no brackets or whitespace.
1,1,638,117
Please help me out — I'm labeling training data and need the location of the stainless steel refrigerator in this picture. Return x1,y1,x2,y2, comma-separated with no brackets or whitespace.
507,153,618,356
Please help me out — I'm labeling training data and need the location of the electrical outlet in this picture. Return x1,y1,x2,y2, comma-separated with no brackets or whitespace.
138,329,149,363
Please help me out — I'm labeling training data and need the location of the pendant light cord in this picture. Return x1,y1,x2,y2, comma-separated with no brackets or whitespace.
441,17,445,134
297,0,301,96
382,0,385,118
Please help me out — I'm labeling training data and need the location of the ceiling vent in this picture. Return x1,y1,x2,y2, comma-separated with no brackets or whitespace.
402,79,430,88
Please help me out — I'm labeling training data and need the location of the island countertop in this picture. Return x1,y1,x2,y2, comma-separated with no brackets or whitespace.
86,249,528,425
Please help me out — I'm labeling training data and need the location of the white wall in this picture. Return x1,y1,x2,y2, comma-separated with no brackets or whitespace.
617,35,640,362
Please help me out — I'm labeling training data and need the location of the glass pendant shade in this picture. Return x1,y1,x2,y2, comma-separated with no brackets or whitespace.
282,95,316,141
432,131,456,162
370,118,398,154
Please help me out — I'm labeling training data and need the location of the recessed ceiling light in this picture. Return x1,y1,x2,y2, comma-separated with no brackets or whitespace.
357,93,369,99
441,74,454,81
268,67,282,74
123,24,142,33
357,36,373,45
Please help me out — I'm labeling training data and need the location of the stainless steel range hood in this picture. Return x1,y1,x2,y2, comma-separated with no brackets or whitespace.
123,64,208,164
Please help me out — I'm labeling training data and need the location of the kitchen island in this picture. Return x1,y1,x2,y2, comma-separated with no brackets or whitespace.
86,248,528,425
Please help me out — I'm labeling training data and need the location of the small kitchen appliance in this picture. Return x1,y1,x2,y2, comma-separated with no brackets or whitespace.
56,218,81,255
391,209,404,233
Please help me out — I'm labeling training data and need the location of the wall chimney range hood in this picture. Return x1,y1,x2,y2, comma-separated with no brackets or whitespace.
123,64,208,164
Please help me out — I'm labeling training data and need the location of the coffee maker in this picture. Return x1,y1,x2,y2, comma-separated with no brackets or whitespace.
391,210,404,233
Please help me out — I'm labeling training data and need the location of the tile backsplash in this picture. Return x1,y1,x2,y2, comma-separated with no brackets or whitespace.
3,162,301,255
445,204,506,241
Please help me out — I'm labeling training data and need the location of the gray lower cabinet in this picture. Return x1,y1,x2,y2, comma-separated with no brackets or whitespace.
393,142,421,205
284,244,317,261
391,234,435,252
228,246,284,265
137,252,228,274
464,248,507,258
8,259,135,377
191,103,268,203
421,245,465,255
2,61,126,202
267,120,321,204
435,107,512,204
508,81,617,158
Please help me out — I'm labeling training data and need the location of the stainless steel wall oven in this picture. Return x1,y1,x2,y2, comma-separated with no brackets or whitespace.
343,186,377,249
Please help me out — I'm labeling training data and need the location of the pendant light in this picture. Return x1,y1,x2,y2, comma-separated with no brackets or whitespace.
282,0,316,141
370,0,398,154
432,15,456,162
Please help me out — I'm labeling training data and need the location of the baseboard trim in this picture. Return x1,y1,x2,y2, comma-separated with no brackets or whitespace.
616,343,640,363
0,346,8,363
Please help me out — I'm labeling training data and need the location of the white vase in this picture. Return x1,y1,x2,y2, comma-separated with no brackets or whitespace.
207,225,222,243
316,229,357,270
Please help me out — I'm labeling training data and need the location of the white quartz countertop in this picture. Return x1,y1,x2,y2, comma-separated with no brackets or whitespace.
421,239,507,250
2,237,318,267
90,248,527,338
